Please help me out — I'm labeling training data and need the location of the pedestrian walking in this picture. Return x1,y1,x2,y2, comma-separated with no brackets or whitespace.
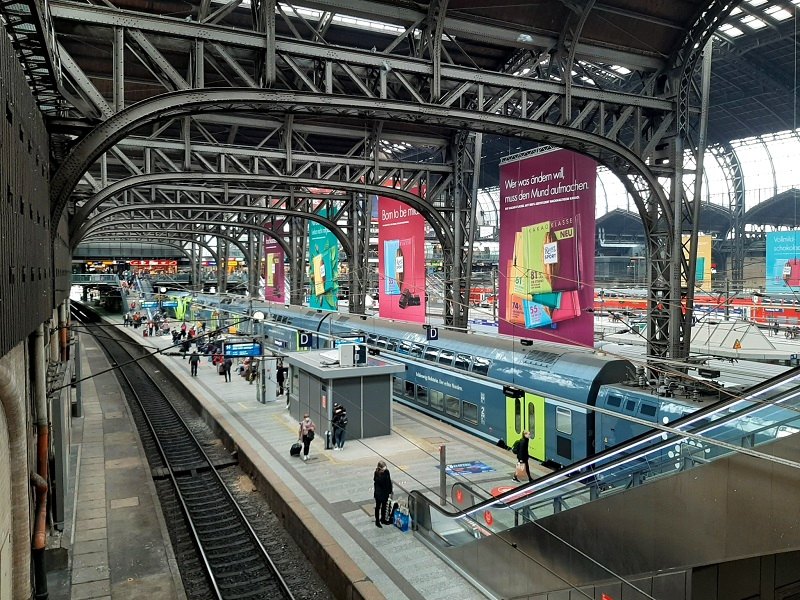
298,413,316,461
223,357,233,382
513,430,534,483
331,403,348,451
189,351,200,376
373,461,393,527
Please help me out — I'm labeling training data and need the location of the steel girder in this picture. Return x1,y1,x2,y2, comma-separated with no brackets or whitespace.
80,204,344,256
709,142,745,288
79,234,214,264
0,0,62,112
51,90,670,230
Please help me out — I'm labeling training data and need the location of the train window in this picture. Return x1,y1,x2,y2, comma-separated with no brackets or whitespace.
438,350,454,366
640,403,657,417
454,354,471,370
514,398,522,432
398,342,413,354
445,395,460,417
462,401,478,424
411,344,425,358
606,394,623,408
625,400,636,412
392,377,405,396
377,337,388,349
416,384,429,405
430,389,444,410
556,407,572,435
528,402,536,437
367,334,377,345
472,357,491,376
385,339,397,351
424,347,439,362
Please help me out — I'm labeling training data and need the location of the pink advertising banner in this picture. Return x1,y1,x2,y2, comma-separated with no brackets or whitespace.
498,148,596,346
263,239,285,303
378,197,426,322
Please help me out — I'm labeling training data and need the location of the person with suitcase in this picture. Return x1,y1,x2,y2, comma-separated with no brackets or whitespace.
298,413,316,461
512,430,533,483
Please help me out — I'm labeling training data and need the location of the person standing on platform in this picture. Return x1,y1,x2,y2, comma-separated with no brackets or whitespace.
276,359,288,395
189,351,200,377
331,403,348,451
223,356,233,382
513,430,534,483
373,461,393,527
298,413,316,461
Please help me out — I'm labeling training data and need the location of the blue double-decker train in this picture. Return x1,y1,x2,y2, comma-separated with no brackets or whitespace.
173,293,739,468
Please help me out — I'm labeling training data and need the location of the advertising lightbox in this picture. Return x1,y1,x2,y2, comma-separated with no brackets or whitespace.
308,210,340,311
498,148,596,346
263,239,285,303
766,231,800,294
377,196,426,322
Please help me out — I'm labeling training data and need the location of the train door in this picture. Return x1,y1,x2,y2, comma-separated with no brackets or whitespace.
505,391,545,462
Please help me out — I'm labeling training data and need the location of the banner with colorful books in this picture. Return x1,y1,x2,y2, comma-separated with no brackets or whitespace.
498,148,596,346
377,195,426,322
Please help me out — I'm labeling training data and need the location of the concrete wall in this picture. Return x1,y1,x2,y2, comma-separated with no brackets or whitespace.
0,394,11,600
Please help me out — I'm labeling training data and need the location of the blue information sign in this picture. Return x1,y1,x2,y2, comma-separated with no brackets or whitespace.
161,300,178,308
140,301,158,308
224,342,262,357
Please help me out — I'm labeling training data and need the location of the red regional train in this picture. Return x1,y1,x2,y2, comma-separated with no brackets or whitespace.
594,289,800,328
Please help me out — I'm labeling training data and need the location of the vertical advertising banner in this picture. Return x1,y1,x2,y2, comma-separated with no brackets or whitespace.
498,149,596,346
307,211,340,311
766,231,800,294
681,234,713,288
263,239,285,303
377,197,426,322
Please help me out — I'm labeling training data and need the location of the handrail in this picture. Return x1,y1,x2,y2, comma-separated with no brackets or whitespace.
410,367,800,547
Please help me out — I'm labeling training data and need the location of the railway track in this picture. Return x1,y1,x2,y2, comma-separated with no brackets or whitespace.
73,304,296,600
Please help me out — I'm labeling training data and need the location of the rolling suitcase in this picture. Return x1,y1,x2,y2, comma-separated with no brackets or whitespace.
290,442,302,457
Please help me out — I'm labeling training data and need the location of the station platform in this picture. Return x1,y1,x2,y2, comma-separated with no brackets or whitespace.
48,322,185,599
108,314,549,600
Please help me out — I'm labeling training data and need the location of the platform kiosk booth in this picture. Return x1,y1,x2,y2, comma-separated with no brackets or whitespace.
286,345,404,442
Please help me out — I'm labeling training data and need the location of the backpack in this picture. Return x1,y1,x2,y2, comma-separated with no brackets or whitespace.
511,438,522,455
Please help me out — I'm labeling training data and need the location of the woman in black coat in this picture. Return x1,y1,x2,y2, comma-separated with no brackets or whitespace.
373,461,393,528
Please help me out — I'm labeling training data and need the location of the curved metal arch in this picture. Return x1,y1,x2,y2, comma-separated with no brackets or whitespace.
80,233,221,264
69,172,449,248
83,226,251,262
77,204,343,258
51,89,670,237
81,217,353,260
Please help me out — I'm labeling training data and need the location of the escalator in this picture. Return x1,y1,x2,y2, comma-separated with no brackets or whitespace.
410,368,800,598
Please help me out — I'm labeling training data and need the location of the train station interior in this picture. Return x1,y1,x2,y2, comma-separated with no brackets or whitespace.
3,1,800,599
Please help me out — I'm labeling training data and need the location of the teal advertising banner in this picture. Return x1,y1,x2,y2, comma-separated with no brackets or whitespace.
766,231,800,294
308,211,340,311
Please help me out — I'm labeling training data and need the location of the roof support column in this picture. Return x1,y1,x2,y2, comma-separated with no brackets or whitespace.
347,193,367,315
112,27,124,112
444,130,479,329
288,195,306,306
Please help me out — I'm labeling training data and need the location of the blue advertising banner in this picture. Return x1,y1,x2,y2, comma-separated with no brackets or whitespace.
766,231,800,294
308,209,340,311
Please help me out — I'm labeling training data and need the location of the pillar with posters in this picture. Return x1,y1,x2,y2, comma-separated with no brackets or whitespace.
498,148,596,347
377,197,427,322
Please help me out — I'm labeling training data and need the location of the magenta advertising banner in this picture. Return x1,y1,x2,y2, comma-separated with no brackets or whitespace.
498,148,596,346
378,196,426,322
263,239,285,303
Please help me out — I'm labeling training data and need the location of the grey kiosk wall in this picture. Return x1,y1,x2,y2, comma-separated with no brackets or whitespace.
286,348,404,443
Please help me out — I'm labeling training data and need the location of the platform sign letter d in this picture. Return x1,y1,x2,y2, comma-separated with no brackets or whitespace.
299,332,311,348
427,327,439,341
